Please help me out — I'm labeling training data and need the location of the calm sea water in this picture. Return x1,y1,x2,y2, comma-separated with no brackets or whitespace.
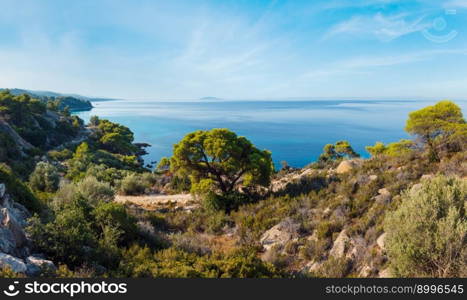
74,99,467,169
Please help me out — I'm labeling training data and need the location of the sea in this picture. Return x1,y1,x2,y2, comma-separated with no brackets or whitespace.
74,99,467,169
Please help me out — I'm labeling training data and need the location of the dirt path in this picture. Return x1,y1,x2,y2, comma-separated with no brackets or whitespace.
115,193,197,211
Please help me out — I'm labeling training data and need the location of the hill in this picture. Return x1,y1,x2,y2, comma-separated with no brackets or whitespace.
0,89,95,111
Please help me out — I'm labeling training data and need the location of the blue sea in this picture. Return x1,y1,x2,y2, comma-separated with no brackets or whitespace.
74,99,467,169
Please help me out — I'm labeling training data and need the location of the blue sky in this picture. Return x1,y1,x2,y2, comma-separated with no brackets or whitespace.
0,0,466,100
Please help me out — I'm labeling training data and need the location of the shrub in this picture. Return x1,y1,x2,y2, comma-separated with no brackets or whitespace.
311,257,350,278
0,163,41,213
203,191,252,212
384,176,466,277
29,161,60,193
119,173,152,195
54,176,114,207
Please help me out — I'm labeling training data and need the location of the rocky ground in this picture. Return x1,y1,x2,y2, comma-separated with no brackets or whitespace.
0,183,56,275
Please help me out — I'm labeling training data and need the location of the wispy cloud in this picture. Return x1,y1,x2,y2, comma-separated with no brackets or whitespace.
444,0,467,8
324,12,429,41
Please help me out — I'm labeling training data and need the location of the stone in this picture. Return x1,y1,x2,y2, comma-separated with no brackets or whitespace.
305,260,323,273
378,188,390,196
421,174,434,180
260,218,300,251
0,183,5,199
369,175,378,181
376,233,387,250
379,268,392,278
26,256,56,275
346,236,367,262
359,265,376,277
336,160,355,174
0,252,27,273
329,230,350,258
1,208,27,248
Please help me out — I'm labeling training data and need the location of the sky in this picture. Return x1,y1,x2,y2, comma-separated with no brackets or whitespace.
0,0,467,100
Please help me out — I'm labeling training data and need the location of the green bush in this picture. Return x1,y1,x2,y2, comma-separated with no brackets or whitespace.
117,246,280,278
119,173,152,195
0,163,42,213
384,176,466,277
203,191,253,212
29,161,60,193
54,176,114,207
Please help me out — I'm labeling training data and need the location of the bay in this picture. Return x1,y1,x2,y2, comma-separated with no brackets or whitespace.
74,99,467,169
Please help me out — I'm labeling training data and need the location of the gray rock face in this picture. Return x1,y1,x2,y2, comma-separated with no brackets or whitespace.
329,230,350,258
374,188,392,204
0,182,54,275
26,256,56,276
260,218,300,251
0,252,27,273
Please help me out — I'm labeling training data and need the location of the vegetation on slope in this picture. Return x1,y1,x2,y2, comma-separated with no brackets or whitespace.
0,96,465,278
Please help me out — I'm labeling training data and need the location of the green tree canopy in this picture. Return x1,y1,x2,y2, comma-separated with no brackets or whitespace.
170,129,273,195
366,139,415,157
318,140,360,162
405,100,466,160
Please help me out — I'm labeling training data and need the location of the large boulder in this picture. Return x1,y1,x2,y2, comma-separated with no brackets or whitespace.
376,233,387,250
329,230,350,258
346,236,367,262
0,252,27,273
336,160,361,174
260,218,300,251
26,256,57,276
374,188,392,204
0,184,30,256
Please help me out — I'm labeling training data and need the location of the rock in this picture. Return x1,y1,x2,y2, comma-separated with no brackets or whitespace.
305,260,323,273
336,160,361,174
306,230,318,243
332,206,347,219
260,218,300,251
374,188,392,204
26,256,56,275
376,233,387,250
323,207,332,216
0,183,5,199
379,268,392,278
359,265,376,277
369,175,378,181
0,252,27,273
378,188,390,196
346,236,367,262
329,230,350,258
421,174,434,180
1,208,27,248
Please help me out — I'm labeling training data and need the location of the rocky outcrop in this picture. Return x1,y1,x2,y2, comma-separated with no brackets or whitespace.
270,168,317,193
25,256,56,276
376,233,387,250
0,183,55,275
260,218,300,251
329,230,350,258
0,253,27,273
335,159,362,174
0,120,33,151
374,188,392,204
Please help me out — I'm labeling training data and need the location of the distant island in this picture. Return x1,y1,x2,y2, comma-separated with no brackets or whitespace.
199,96,223,101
